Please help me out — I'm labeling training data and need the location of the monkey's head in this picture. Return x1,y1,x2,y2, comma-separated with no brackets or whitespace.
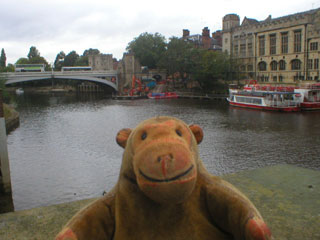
116,116,203,204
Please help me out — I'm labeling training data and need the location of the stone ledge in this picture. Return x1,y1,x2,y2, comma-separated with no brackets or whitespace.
0,164,319,240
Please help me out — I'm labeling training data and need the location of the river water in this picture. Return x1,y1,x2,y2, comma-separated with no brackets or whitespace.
6,92,320,211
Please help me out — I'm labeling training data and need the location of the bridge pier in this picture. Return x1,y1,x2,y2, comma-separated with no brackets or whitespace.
78,84,104,92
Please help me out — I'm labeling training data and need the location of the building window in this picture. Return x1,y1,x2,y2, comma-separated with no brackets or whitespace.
294,30,302,53
315,59,319,69
247,42,253,56
279,60,286,70
240,65,246,71
259,36,265,56
240,44,246,57
291,59,301,70
273,76,277,82
281,32,288,54
225,38,228,44
234,44,239,56
247,64,253,71
310,42,318,51
270,61,278,70
308,59,313,69
258,61,267,71
269,34,276,55
279,76,284,82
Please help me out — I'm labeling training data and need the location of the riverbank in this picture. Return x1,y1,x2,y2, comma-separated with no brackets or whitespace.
0,164,319,239
3,103,19,134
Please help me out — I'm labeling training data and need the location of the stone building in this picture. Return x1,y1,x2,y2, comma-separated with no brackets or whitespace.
222,8,320,84
88,54,114,71
182,27,222,51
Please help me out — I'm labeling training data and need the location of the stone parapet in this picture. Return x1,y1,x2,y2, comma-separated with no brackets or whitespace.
0,164,319,239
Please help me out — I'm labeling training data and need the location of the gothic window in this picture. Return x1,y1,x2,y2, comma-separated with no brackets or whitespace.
248,42,253,56
279,60,286,70
234,44,239,56
259,36,265,56
270,61,278,71
291,59,301,70
240,44,246,57
279,76,284,82
258,61,267,71
294,30,302,53
310,42,318,51
281,32,288,54
308,59,313,69
269,34,276,55
314,59,319,69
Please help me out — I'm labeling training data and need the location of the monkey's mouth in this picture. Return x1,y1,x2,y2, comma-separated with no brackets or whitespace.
139,165,194,183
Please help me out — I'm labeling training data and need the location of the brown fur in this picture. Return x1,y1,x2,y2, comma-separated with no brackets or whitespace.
56,116,272,240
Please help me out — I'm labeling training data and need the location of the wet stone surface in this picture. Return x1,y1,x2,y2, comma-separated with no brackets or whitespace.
0,164,319,240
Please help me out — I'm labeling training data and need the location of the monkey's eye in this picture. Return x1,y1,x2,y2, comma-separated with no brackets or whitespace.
176,129,182,137
141,132,147,140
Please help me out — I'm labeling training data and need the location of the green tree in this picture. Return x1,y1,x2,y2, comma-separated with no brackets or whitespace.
126,32,166,69
0,48,6,68
54,51,66,71
63,51,79,66
75,56,88,66
160,37,196,80
16,58,30,64
83,48,100,56
193,51,230,93
27,46,40,59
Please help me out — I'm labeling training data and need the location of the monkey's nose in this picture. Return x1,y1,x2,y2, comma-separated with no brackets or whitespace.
157,154,173,163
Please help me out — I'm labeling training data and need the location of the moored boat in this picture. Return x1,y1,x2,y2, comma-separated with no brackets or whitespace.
15,88,24,94
227,81,301,112
294,83,320,111
148,92,178,99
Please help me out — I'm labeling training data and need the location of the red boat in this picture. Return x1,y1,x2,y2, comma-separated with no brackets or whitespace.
294,83,320,111
148,92,178,99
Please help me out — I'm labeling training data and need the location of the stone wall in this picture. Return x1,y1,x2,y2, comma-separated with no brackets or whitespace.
88,54,113,71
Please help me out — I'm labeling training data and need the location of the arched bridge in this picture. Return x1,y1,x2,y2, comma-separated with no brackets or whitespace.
1,70,118,91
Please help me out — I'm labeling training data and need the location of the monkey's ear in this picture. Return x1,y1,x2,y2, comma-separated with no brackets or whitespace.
189,124,203,144
116,128,132,148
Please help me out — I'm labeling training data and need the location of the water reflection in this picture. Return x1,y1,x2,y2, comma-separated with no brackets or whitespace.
7,93,320,211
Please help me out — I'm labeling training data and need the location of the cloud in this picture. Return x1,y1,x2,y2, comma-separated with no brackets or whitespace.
1,0,319,64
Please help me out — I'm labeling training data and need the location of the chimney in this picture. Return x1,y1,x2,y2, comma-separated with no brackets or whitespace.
183,29,190,37
202,27,210,37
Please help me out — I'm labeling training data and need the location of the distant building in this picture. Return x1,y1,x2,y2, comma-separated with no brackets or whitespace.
182,27,222,51
88,54,113,71
222,8,320,84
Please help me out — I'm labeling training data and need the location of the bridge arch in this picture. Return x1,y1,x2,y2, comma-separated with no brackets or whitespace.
3,71,118,91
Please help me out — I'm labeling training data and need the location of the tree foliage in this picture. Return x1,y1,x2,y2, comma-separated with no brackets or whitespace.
63,51,79,66
193,51,230,92
54,51,66,71
126,32,166,69
159,37,196,78
83,48,100,56
27,46,40,59
0,48,6,68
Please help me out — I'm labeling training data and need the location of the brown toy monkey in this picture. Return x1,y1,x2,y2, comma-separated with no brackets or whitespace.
56,116,272,240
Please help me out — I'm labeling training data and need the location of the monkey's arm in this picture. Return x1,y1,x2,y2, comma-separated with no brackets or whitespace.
55,191,115,240
204,176,272,240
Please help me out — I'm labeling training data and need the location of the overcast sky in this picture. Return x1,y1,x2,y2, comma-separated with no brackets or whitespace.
1,0,319,65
